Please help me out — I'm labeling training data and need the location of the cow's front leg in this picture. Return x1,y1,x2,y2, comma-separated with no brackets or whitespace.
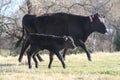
80,40,91,61
75,39,91,61
18,38,30,62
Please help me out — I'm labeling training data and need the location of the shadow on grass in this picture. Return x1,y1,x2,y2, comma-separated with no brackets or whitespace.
0,62,64,69
0,62,29,67
0,63,17,67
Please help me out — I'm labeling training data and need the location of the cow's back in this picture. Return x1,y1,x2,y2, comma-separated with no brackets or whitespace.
35,13,68,36
35,13,84,39
22,14,36,33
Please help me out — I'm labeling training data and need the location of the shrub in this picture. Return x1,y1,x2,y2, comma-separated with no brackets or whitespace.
114,31,120,51
67,47,84,54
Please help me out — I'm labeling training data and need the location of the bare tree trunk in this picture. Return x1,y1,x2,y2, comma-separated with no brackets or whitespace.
110,29,116,52
26,0,32,14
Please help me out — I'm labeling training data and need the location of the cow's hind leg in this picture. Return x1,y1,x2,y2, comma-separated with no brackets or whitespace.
18,38,30,62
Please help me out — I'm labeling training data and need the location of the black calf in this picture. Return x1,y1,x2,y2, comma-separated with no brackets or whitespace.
27,33,75,69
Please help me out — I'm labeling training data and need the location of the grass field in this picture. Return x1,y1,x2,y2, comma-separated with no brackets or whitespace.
0,52,120,80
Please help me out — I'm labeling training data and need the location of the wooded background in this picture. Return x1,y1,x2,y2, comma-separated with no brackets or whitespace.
0,0,120,55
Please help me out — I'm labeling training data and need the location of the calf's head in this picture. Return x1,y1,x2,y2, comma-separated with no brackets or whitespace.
63,36,76,49
90,13,107,34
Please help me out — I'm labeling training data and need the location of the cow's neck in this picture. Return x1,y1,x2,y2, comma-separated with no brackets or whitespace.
82,31,92,42
81,17,93,42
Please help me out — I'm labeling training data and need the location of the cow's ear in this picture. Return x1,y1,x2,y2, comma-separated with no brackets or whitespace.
63,36,68,41
95,13,105,18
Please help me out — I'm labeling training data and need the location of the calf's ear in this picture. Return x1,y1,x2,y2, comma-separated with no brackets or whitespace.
63,36,68,41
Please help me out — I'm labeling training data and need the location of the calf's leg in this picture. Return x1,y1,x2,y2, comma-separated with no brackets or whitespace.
33,53,38,68
18,38,44,63
36,53,44,62
48,52,54,69
32,50,40,68
27,46,36,69
55,51,65,69
62,48,68,60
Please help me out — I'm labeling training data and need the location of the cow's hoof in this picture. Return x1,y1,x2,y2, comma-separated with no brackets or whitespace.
88,58,92,61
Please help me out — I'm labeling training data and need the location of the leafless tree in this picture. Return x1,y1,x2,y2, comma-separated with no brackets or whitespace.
0,0,119,55
0,0,22,55
17,0,114,52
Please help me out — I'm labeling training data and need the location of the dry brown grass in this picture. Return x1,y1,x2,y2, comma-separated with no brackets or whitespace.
0,52,120,80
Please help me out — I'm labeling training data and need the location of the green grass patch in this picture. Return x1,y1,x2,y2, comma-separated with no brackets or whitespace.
0,52,120,80
0,49,11,57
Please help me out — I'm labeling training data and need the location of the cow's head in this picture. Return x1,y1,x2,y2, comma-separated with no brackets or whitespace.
63,36,76,49
90,13,107,34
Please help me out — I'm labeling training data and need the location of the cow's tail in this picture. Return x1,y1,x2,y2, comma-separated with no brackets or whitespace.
15,25,25,48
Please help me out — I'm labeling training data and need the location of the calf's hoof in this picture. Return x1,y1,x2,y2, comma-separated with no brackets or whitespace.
63,65,66,69
29,66,32,69
35,65,38,68
48,65,51,69
18,58,22,63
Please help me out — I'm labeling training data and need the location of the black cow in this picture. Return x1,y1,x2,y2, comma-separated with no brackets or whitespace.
16,12,107,62
27,33,76,68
